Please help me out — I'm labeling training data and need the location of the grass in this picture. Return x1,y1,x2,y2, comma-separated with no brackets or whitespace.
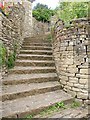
71,101,81,108
26,114,33,119
25,100,81,119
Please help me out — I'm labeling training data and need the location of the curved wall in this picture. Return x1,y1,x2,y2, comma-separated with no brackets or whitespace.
53,18,89,100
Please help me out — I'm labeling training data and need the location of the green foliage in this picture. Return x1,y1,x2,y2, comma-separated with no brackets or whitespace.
33,3,55,22
26,114,33,119
0,42,17,69
71,101,81,108
0,43,7,66
6,52,16,69
55,101,66,109
47,34,52,41
56,2,88,25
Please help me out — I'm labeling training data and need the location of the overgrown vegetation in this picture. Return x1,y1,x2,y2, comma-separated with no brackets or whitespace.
6,52,16,69
33,3,55,22
56,2,88,25
47,34,52,41
71,101,81,108
0,43,17,69
0,43,7,66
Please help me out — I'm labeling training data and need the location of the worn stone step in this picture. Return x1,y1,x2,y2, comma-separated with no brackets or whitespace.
2,90,73,118
48,107,88,118
24,37,51,43
9,67,56,74
22,43,52,47
20,50,52,55
15,60,55,67
21,46,52,50
2,81,61,101
35,107,88,118
18,54,53,60
3,73,58,85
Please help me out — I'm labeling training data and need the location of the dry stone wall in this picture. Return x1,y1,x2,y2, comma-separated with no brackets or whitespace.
32,17,49,36
0,4,25,76
53,18,89,100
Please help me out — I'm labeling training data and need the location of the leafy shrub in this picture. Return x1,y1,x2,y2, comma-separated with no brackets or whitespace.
56,2,88,25
6,52,16,69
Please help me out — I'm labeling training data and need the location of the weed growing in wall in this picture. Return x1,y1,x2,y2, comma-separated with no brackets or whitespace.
6,43,17,69
0,43,7,66
0,42,17,69
6,52,16,69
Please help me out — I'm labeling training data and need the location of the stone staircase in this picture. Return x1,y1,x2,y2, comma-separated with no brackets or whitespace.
2,36,74,118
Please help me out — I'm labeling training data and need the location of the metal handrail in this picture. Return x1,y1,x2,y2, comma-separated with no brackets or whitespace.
0,8,7,16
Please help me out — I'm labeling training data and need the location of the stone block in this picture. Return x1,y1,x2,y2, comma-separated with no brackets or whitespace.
64,85,71,90
80,68,89,74
67,46,73,51
73,83,84,89
59,75,68,81
76,74,89,79
77,92,88,99
60,80,67,85
69,77,78,83
67,67,78,73
79,78,88,84
67,82,74,87
84,84,88,89
72,87,80,92
66,59,74,65
69,41,74,46
67,90,76,97
81,89,88,94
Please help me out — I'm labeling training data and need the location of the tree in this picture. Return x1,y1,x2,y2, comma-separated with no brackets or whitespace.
56,2,88,25
32,3,55,22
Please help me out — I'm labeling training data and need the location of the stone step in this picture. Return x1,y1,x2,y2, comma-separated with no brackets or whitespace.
22,43,52,47
2,81,61,101
15,60,55,67
18,54,53,60
2,90,73,118
20,50,52,55
34,106,88,118
9,67,56,74
21,46,52,50
24,37,51,43
3,73,58,85
23,40,51,43
48,107,88,118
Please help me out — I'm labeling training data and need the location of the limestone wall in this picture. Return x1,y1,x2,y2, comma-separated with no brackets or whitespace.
0,4,25,76
32,17,49,36
23,0,33,37
23,0,49,37
53,18,89,100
